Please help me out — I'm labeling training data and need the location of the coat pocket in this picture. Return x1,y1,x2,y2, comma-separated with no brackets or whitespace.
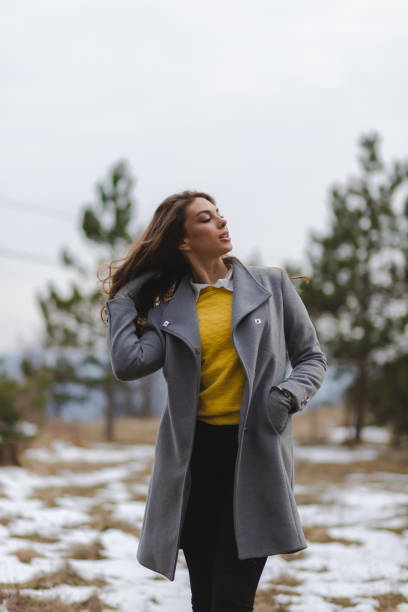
268,389,291,434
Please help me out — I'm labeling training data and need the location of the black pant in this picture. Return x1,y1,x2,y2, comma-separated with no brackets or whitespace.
180,419,267,612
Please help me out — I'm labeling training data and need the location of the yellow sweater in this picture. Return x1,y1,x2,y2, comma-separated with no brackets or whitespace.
195,286,246,425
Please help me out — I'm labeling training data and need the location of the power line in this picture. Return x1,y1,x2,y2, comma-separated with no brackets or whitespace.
0,197,76,222
0,245,60,267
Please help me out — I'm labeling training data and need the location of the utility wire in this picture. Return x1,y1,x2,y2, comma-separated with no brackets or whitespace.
0,197,76,222
0,246,60,267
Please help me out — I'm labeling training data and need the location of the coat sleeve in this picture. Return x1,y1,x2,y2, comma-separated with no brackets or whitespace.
106,295,165,381
278,269,327,413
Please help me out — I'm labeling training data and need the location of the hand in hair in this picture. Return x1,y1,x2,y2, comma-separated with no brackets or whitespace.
116,269,160,303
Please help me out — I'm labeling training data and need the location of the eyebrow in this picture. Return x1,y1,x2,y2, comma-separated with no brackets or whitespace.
196,208,219,217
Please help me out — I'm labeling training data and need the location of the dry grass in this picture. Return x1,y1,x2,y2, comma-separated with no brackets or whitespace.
0,589,115,611
83,502,140,537
254,585,297,612
254,574,303,612
27,407,342,449
128,490,148,502
280,551,306,562
267,572,302,587
293,491,334,505
10,548,44,564
292,403,345,443
303,525,363,546
11,407,406,611
294,447,408,488
64,539,106,561
372,525,407,535
23,417,160,452
22,457,134,476
375,592,408,611
21,403,401,455
324,595,357,607
32,484,106,507
0,562,106,590
12,533,59,544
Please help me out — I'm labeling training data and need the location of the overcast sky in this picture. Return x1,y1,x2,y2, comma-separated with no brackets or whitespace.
1,0,408,353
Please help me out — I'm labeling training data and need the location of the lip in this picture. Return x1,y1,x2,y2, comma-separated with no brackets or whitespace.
219,232,230,240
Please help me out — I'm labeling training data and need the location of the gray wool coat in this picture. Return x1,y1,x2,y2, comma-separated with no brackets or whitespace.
105,257,327,581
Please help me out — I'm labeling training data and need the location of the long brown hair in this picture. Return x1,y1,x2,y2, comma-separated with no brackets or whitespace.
98,189,309,332
98,190,236,331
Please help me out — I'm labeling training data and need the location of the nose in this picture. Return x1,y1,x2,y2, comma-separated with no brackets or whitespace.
218,215,227,227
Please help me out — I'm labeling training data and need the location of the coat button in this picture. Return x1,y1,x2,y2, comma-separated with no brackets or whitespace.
244,427,248,432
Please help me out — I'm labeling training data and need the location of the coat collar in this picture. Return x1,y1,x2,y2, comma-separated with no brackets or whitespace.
159,257,272,354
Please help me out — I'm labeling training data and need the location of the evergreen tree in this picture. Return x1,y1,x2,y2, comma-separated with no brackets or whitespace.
36,160,155,440
0,356,50,464
283,132,408,443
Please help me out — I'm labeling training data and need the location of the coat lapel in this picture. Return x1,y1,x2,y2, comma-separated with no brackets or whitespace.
159,273,201,356
160,257,273,370
230,257,272,333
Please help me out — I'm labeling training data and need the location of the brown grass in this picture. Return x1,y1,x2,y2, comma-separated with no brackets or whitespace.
254,585,298,612
375,592,408,611
294,491,334,505
324,595,357,607
267,573,302,587
32,484,106,507
23,408,341,453
22,458,134,476
64,539,106,560
10,548,44,564
22,417,159,453
0,589,115,611
294,447,408,488
292,403,345,443
128,490,148,502
0,562,107,590
372,525,407,535
83,502,140,537
12,533,59,544
0,562,107,589
280,551,306,562
303,526,363,546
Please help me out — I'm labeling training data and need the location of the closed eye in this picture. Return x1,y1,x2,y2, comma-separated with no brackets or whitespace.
202,214,224,222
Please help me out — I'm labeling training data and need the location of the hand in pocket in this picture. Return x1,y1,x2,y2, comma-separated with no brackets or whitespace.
268,388,291,434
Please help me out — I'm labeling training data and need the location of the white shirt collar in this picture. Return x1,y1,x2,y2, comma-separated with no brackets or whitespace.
189,265,233,303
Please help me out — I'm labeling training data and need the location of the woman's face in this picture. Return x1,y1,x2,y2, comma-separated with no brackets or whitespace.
178,197,232,259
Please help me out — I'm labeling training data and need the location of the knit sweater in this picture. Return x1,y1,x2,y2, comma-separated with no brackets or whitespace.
195,286,246,425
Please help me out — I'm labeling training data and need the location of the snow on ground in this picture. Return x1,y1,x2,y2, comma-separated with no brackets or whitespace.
328,425,391,445
293,443,381,463
0,433,406,611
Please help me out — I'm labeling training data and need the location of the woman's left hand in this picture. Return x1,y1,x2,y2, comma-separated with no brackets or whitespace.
268,388,291,434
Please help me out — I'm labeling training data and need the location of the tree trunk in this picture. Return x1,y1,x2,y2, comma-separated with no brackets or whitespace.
105,379,115,441
353,363,368,442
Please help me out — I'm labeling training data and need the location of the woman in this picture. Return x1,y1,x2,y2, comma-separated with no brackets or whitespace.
102,190,327,611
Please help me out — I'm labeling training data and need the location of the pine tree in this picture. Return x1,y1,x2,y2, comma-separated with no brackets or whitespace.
36,160,153,440
284,132,408,443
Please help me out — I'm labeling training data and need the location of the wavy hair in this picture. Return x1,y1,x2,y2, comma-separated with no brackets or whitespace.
98,190,309,334
98,190,236,333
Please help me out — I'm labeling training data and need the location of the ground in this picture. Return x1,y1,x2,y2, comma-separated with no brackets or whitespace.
0,407,406,612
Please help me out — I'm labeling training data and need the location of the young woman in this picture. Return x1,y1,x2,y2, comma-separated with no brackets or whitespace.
102,190,327,612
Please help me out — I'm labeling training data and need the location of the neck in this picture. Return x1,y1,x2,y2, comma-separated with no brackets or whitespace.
189,257,231,284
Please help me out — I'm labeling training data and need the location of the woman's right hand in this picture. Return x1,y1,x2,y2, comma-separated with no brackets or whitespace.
115,269,160,302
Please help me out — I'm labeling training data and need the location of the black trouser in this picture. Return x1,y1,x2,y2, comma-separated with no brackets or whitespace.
180,419,267,612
